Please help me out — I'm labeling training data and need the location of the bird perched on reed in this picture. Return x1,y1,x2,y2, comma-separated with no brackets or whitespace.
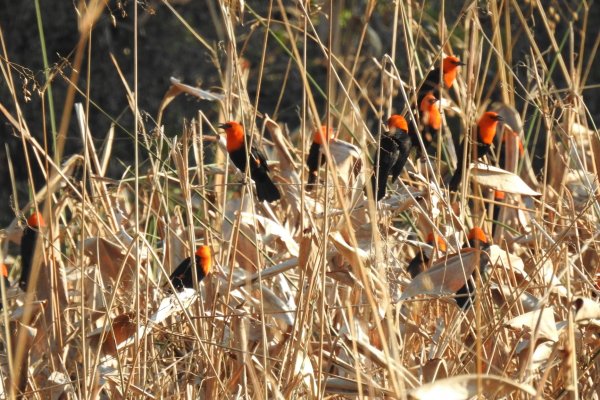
20,212,45,291
306,125,334,191
220,121,281,203
406,232,447,279
371,115,411,201
455,227,491,310
168,246,212,292
418,55,464,102
448,111,503,191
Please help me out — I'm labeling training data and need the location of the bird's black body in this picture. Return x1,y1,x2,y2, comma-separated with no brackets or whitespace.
371,134,400,201
229,143,281,203
0,265,9,310
455,239,491,310
306,142,323,191
418,67,443,103
406,250,428,279
448,127,493,191
20,226,38,291
389,132,412,183
407,119,434,159
168,255,208,292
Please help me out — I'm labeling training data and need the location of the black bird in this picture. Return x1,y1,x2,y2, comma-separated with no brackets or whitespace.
20,212,45,291
448,111,503,191
406,232,447,279
417,55,464,103
168,246,212,292
371,115,411,201
455,227,491,310
306,125,333,191
220,121,281,203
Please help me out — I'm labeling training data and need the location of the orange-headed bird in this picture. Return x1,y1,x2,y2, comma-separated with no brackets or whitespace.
409,92,442,157
448,111,503,191
418,55,464,102
371,115,411,201
455,227,491,310
168,246,212,292
406,232,447,279
306,125,333,191
220,121,281,203
20,212,45,291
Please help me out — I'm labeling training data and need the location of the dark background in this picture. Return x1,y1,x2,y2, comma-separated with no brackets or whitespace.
0,0,598,224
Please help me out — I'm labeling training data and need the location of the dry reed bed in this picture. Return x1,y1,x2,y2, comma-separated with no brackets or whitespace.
0,0,599,399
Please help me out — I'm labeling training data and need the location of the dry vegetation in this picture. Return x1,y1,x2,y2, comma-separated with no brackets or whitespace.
1,0,600,399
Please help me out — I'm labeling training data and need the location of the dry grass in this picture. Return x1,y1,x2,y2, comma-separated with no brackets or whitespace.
0,0,599,399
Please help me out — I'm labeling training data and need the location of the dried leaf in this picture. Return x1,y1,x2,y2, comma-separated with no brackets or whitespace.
116,289,197,351
539,259,567,297
170,77,225,101
324,377,391,396
469,163,541,196
505,308,558,342
400,249,481,300
488,245,529,280
83,237,138,287
330,231,369,270
263,116,301,213
328,139,362,189
102,313,136,356
240,212,299,257
421,358,448,382
292,352,316,397
410,374,536,399
249,285,294,326
490,284,540,312
573,297,600,324
11,321,37,395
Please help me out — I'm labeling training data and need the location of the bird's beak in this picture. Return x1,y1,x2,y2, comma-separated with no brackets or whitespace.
457,61,466,66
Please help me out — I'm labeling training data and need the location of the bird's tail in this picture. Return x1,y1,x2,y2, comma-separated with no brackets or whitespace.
371,173,386,201
447,167,462,191
447,142,465,191
255,175,281,203
306,171,318,192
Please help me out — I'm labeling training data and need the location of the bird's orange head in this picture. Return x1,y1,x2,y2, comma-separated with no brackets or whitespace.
195,245,212,277
419,93,442,130
494,190,506,200
313,125,334,145
219,121,245,152
467,227,488,244
426,232,447,252
0,264,7,279
387,115,408,132
477,111,503,145
27,212,45,228
442,56,464,88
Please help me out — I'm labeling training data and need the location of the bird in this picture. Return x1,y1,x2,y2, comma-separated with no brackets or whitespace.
409,92,442,158
418,55,464,102
388,115,413,183
20,211,45,291
306,125,334,191
0,263,9,309
168,246,212,292
219,121,281,203
492,190,506,236
455,227,491,310
448,111,503,191
371,115,411,201
406,232,447,279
